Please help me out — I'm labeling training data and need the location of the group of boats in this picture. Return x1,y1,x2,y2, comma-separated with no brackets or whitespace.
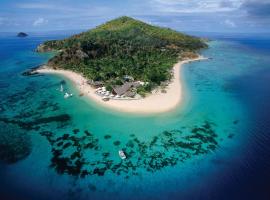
96,87,123,101
59,84,73,99
64,92,73,98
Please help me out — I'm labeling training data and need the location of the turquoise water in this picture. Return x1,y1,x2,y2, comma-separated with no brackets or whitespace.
1,33,270,200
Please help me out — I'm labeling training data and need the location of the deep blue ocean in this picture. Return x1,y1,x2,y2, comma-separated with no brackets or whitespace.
0,31,270,200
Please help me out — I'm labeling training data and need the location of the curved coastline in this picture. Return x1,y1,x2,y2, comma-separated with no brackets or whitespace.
36,56,207,114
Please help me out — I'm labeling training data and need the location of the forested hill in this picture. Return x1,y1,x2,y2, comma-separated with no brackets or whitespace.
37,16,207,91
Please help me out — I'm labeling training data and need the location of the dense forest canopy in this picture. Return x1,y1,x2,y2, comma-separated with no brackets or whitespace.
37,16,207,93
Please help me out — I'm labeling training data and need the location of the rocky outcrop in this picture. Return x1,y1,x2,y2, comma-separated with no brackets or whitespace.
17,32,28,37
21,66,41,76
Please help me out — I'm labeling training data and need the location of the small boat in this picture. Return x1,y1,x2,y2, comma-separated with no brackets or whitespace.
64,92,73,99
60,84,64,92
102,97,110,101
119,150,126,159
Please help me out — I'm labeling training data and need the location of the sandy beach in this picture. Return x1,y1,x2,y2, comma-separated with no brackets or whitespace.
36,56,206,114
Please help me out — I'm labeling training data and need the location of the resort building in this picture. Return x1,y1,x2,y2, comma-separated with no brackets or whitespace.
112,82,141,96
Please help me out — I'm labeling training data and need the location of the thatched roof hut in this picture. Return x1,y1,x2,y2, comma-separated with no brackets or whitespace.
112,82,141,96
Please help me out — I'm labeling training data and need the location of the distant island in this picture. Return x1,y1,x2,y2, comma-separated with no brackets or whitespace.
36,16,208,113
17,32,28,37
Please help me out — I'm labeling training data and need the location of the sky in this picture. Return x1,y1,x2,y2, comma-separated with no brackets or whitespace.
0,0,270,33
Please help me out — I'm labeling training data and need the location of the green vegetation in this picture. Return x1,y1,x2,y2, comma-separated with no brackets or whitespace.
38,16,207,91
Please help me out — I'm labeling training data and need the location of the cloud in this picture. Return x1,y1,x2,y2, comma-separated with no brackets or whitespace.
16,3,55,9
241,0,270,17
16,2,111,14
33,18,48,26
220,1,234,8
150,0,244,13
0,17,4,25
2,0,269,32
224,19,236,27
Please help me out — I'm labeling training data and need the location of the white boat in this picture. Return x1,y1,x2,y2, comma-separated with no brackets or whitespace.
119,150,126,159
64,92,73,99
60,84,64,92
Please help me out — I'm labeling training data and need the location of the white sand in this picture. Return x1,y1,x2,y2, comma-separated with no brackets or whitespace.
36,56,207,114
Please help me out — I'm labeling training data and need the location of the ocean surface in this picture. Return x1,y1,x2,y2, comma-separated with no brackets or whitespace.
0,32,270,200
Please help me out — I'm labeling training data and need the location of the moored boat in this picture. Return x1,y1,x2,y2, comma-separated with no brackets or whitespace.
102,97,110,101
119,150,126,159
60,84,64,92
64,92,73,98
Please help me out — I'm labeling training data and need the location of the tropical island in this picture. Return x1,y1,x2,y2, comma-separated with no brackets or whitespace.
36,16,208,113
17,32,28,37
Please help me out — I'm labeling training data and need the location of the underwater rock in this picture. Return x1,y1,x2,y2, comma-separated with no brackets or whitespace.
113,141,121,146
84,130,92,136
22,66,40,76
60,80,66,85
104,135,111,139
73,129,80,134
57,141,64,147
93,167,106,176
126,140,134,148
63,142,72,149
102,152,110,158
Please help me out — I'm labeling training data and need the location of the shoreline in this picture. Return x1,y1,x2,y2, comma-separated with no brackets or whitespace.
36,56,207,114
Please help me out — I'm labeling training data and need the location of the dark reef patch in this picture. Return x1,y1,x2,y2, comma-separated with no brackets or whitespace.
104,135,111,139
0,114,71,130
73,129,80,134
21,66,40,76
113,141,121,146
0,82,69,133
40,121,219,178
0,81,71,164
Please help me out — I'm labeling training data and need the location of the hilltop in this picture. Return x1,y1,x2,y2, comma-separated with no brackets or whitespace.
37,16,207,95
